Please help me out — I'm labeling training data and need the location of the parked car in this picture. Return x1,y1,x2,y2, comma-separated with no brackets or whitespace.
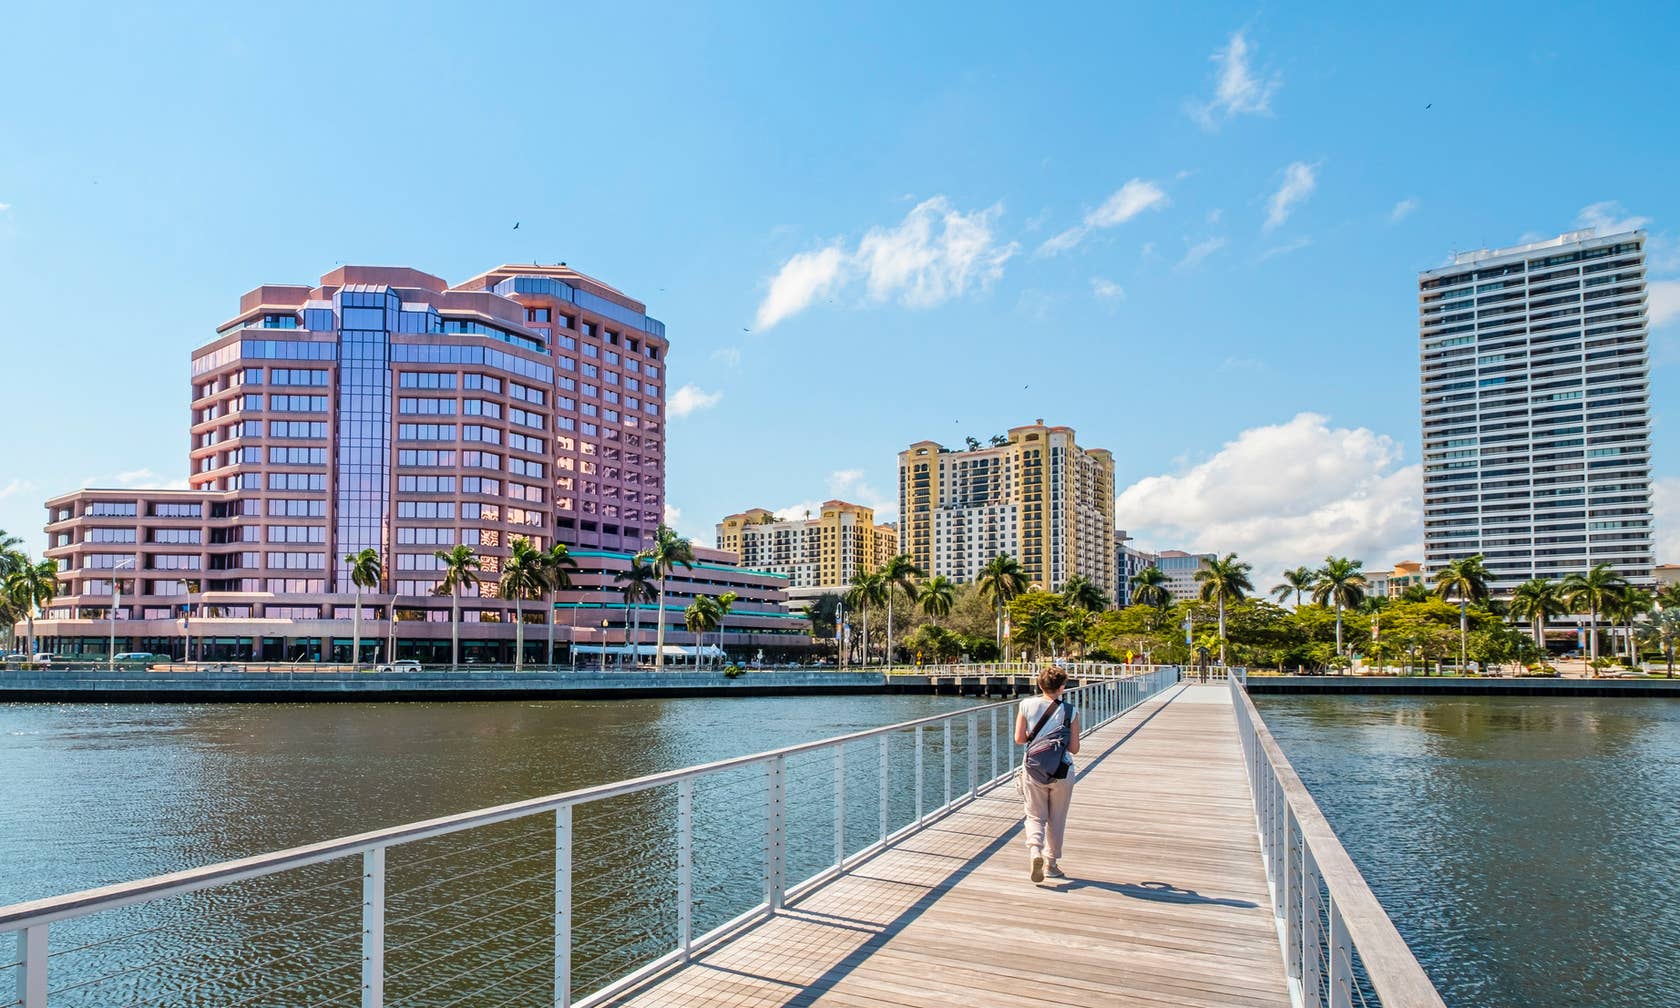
113,652,155,665
376,659,425,673
32,653,58,666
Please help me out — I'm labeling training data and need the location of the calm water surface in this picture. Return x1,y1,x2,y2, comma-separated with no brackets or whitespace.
1259,694,1680,1008
0,695,982,1004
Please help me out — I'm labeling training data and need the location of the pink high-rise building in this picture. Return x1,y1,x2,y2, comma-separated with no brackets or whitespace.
29,264,812,663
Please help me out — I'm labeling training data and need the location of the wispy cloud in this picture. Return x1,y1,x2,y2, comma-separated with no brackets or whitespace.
84,468,189,490
1090,277,1126,301
1575,201,1650,236
1389,198,1419,223
0,202,11,213
1176,236,1227,270
1265,161,1317,231
0,478,34,500
710,346,742,368
1259,237,1311,261
667,384,723,418
1649,280,1680,329
1190,31,1281,129
756,197,1018,329
774,468,897,523
1218,356,1266,372
1037,179,1169,256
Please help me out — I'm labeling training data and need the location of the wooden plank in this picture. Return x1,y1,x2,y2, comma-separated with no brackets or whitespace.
604,684,1292,1007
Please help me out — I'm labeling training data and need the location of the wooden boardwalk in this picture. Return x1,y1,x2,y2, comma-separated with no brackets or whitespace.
607,684,1292,1007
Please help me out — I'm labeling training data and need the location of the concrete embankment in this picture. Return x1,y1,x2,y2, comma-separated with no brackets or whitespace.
1246,674,1680,697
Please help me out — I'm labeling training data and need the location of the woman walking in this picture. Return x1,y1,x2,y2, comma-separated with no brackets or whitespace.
1016,665,1080,882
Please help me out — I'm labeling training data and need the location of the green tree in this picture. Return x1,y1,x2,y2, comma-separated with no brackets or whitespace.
1638,608,1680,677
977,554,1029,657
1060,575,1109,613
1018,608,1063,659
1271,566,1316,607
1561,563,1627,665
500,537,548,673
638,525,696,671
1129,566,1171,610
543,544,578,667
1311,557,1368,659
1194,553,1253,665
713,590,739,668
1605,586,1652,668
1432,553,1490,670
433,545,482,668
920,575,956,625
1062,608,1097,658
844,570,888,666
684,595,722,668
879,554,925,666
614,557,658,665
344,547,382,667
6,558,60,662
1509,578,1566,656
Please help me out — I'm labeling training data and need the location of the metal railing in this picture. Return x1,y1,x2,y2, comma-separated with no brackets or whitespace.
1228,671,1447,1008
0,668,1179,1007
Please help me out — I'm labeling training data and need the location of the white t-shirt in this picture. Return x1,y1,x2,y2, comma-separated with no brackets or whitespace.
1019,695,1076,766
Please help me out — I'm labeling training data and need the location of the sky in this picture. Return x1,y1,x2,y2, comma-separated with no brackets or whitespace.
2,2,1677,588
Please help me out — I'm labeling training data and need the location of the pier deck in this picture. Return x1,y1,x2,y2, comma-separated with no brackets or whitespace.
607,684,1291,1007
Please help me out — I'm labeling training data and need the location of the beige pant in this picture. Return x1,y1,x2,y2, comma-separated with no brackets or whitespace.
1021,771,1075,859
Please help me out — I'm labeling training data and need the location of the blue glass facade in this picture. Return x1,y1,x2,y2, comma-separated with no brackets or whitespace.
333,288,395,590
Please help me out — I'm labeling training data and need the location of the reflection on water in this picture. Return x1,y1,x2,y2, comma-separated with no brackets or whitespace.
0,695,981,1004
1258,695,1680,1008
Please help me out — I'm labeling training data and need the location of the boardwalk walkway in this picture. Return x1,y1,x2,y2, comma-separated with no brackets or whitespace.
608,684,1291,1007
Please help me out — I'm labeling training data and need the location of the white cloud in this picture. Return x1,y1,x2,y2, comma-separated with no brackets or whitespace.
1207,208,1224,225
1191,31,1281,129
772,500,824,523
1265,161,1317,231
710,346,742,368
1647,280,1680,329
89,468,189,490
756,197,1018,329
1575,201,1650,236
1655,478,1680,563
1389,198,1419,222
1038,180,1169,256
667,384,723,418
0,478,33,500
1090,277,1125,301
663,503,682,527
0,203,11,213
771,468,898,526
1176,236,1227,270
1259,237,1311,260
1116,412,1423,588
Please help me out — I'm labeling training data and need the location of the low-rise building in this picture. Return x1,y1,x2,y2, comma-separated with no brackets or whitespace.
716,500,896,605
1387,561,1426,597
1154,550,1214,602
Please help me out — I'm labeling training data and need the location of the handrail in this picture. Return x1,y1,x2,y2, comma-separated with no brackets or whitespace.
0,665,1179,1007
1229,673,1447,1008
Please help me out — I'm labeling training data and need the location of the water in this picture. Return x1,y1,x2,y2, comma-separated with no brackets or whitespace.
1258,694,1680,1008
0,694,987,1004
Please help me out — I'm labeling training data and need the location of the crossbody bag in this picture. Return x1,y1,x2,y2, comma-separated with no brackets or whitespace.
1013,698,1063,795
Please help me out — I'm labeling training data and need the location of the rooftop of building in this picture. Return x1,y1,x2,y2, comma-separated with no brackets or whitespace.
1422,227,1644,275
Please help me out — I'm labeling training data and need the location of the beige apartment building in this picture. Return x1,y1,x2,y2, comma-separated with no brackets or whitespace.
717,501,897,599
898,421,1115,597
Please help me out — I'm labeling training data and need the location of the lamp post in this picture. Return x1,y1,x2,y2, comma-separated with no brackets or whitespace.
388,593,401,665
109,559,134,672
600,618,610,675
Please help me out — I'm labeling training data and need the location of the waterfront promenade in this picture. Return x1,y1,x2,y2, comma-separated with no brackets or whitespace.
608,683,1291,1007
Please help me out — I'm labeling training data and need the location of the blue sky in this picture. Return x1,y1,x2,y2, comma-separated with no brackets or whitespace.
2,2,1676,584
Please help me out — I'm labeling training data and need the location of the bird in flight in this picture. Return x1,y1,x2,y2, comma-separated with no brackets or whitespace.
1425,103,1432,109
513,222,520,230
742,327,751,332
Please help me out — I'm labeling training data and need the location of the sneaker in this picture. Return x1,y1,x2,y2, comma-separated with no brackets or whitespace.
1045,860,1066,879
1029,847,1044,883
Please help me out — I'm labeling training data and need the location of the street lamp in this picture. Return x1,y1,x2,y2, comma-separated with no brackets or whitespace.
600,617,610,675
388,593,401,665
109,559,134,672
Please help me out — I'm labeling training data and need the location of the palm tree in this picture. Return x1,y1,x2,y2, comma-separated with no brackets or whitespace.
542,544,578,667
638,525,696,671
878,554,925,667
1606,586,1652,668
1194,553,1254,665
1129,566,1171,609
977,554,1030,656
1061,575,1109,613
500,537,548,673
1657,584,1680,614
1432,554,1490,672
1509,578,1565,656
1561,563,1626,666
844,570,888,666
6,559,60,661
713,591,739,669
1312,557,1368,659
1062,608,1097,659
614,558,658,666
344,548,382,667
1639,608,1680,677
1271,566,1316,607
433,545,482,668
920,575,956,625
1018,609,1062,659
684,595,722,668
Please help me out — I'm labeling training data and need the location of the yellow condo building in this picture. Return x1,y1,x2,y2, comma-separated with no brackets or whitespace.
716,501,898,600
898,421,1116,598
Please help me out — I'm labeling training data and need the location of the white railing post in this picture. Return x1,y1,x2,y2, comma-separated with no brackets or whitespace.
879,734,889,841
1328,898,1353,1008
767,756,788,912
677,779,693,959
554,804,573,1008
16,926,46,1008
1302,847,1324,1004
943,719,952,810
361,847,385,1008
834,747,846,868
990,707,999,782
967,714,978,799
1284,805,1300,986
914,725,924,822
